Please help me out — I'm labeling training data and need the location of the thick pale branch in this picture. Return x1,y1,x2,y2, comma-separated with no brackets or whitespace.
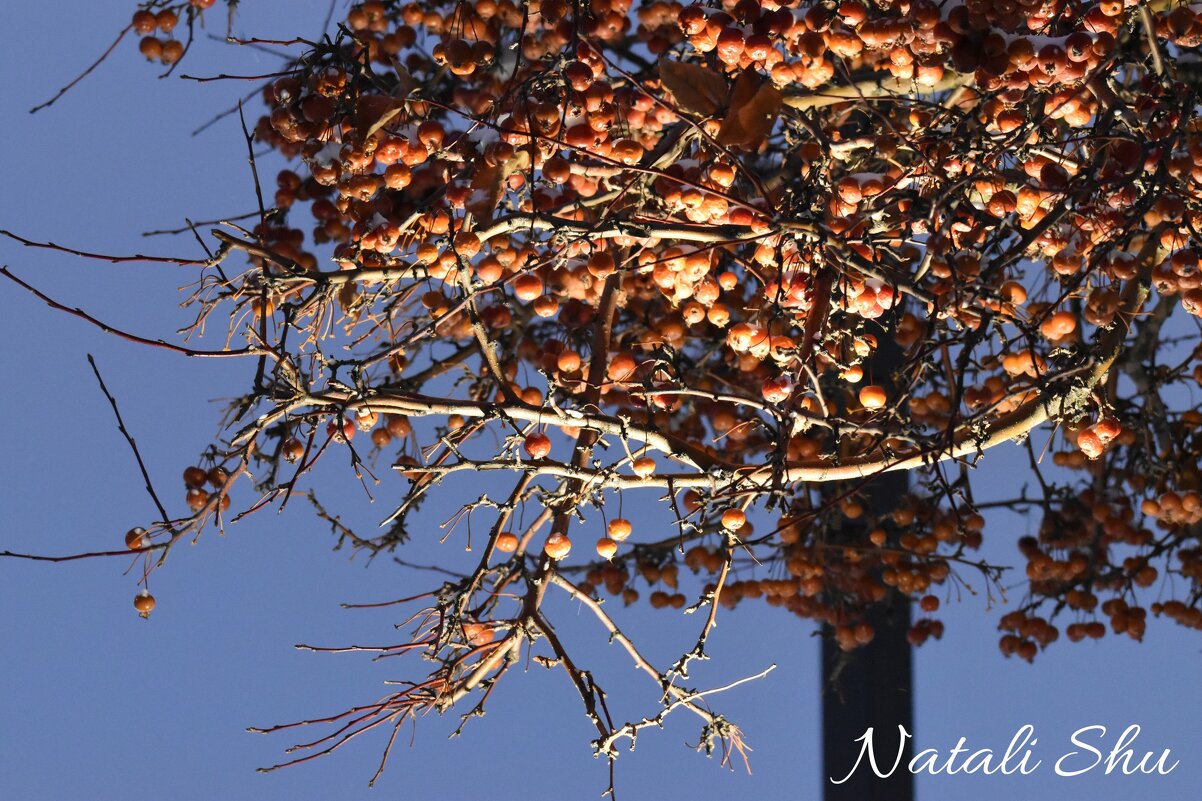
783,71,967,111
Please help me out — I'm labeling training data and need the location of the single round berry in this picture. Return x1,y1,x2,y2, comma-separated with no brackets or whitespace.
587,251,616,278
156,9,178,33
631,456,656,478
1095,416,1122,441
859,385,888,409
544,532,572,560
124,527,148,550
524,432,552,459
134,591,156,617
386,414,412,438
161,39,184,64
721,508,747,531
186,487,209,511
513,273,543,301
282,437,305,462
132,10,157,34
596,537,618,560
183,466,207,488
495,531,519,553
608,518,633,541
607,353,638,382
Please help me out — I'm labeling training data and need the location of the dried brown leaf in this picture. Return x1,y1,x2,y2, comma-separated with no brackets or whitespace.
717,73,782,150
658,60,728,117
467,149,531,224
356,95,407,142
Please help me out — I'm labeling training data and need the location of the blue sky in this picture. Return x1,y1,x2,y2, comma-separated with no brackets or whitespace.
2,3,1200,800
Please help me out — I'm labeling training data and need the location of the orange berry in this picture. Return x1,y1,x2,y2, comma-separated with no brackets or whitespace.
453,231,481,257
524,432,552,459
1000,281,1028,305
837,176,863,204
631,456,656,478
250,296,275,319
608,352,638,382
543,156,572,184
417,121,445,151
1077,428,1105,459
513,273,543,301
1094,416,1122,441
133,591,156,617
533,296,559,317
858,384,887,409
124,527,148,550
761,375,793,403
186,488,209,511
721,508,747,531
495,531,519,553
161,39,184,64
587,251,616,278
544,533,572,560
282,437,305,462
1040,310,1077,339
386,414,412,438
156,9,179,33
183,466,207,488
596,537,618,560
557,350,582,373
132,10,157,34
608,518,633,541
206,467,229,488
384,163,412,189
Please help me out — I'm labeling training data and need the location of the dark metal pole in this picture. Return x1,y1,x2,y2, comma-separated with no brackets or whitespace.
821,327,914,800
821,544,914,800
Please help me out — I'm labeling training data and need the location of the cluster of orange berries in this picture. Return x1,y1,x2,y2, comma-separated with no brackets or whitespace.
182,464,230,513
1073,417,1125,461
580,547,685,603
233,0,1177,486
492,516,636,563
1001,597,1152,661
991,474,1202,659
667,0,1125,97
1155,4,1202,47
142,0,1202,664
550,494,969,654
279,411,416,461
1152,599,1202,631
1141,490,1202,528
999,611,1060,662
132,7,183,64
130,2,215,64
